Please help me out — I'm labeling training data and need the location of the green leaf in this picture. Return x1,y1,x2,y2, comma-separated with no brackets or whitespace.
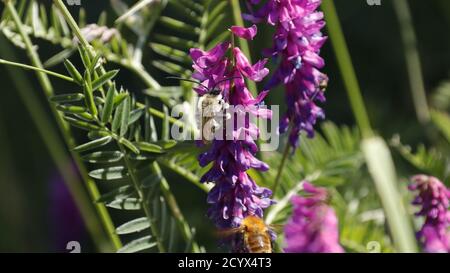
162,105,169,141
78,46,91,69
56,104,87,114
45,48,75,68
73,136,112,152
112,96,126,133
89,54,102,72
107,197,142,211
102,84,115,123
430,109,450,143
83,71,98,116
63,116,101,131
63,59,83,84
120,96,130,137
128,108,144,126
50,93,84,103
89,166,128,180
88,130,110,140
120,138,140,154
136,142,164,154
96,185,134,203
92,70,119,92
114,93,128,106
116,217,150,235
117,236,156,253
156,140,177,149
81,151,124,163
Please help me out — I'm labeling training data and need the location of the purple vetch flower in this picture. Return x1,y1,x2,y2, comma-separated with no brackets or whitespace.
49,166,85,252
246,0,328,148
230,25,258,40
284,182,344,253
189,27,274,239
409,175,450,253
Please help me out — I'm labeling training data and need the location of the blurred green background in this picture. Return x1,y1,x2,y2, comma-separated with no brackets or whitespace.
0,0,449,252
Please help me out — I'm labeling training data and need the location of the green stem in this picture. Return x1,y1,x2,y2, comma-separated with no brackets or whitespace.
393,0,430,124
322,0,417,252
6,0,122,251
158,158,209,193
0,59,74,82
322,0,373,138
230,0,257,96
119,145,166,253
150,162,201,253
271,142,291,197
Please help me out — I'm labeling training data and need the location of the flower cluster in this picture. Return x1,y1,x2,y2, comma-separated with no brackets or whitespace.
190,26,273,232
409,175,450,253
246,0,328,148
284,182,344,253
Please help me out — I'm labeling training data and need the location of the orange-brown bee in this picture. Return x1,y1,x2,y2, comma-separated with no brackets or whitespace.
218,216,274,253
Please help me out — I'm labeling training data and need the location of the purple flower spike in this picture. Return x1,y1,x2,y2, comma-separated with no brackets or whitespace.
190,26,274,248
409,175,450,253
247,0,328,149
284,182,344,253
230,25,258,40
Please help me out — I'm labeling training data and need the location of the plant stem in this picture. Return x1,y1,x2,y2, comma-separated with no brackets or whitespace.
271,142,291,197
150,162,201,253
0,59,74,82
119,145,166,253
322,0,417,252
322,0,373,138
393,0,430,124
230,0,257,96
6,0,122,251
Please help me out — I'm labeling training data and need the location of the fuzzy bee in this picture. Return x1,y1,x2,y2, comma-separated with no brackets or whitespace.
218,216,277,253
167,77,237,142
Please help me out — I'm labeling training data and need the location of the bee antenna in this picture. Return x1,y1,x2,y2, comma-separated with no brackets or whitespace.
166,76,209,92
211,76,241,91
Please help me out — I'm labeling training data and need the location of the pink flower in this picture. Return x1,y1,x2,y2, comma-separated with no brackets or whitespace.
409,175,450,253
284,182,344,253
230,25,258,40
247,0,328,149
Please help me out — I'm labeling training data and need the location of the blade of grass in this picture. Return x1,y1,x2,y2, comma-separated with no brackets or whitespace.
322,0,417,252
322,0,373,138
393,0,430,124
362,137,417,252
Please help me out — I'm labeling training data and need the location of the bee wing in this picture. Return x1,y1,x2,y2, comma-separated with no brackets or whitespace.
215,227,244,238
268,224,284,233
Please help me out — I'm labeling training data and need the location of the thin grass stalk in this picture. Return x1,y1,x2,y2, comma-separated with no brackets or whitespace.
393,0,430,124
322,0,417,252
321,0,373,138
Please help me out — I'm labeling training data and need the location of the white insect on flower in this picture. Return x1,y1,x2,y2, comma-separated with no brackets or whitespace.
198,90,230,142
167,76,236,143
